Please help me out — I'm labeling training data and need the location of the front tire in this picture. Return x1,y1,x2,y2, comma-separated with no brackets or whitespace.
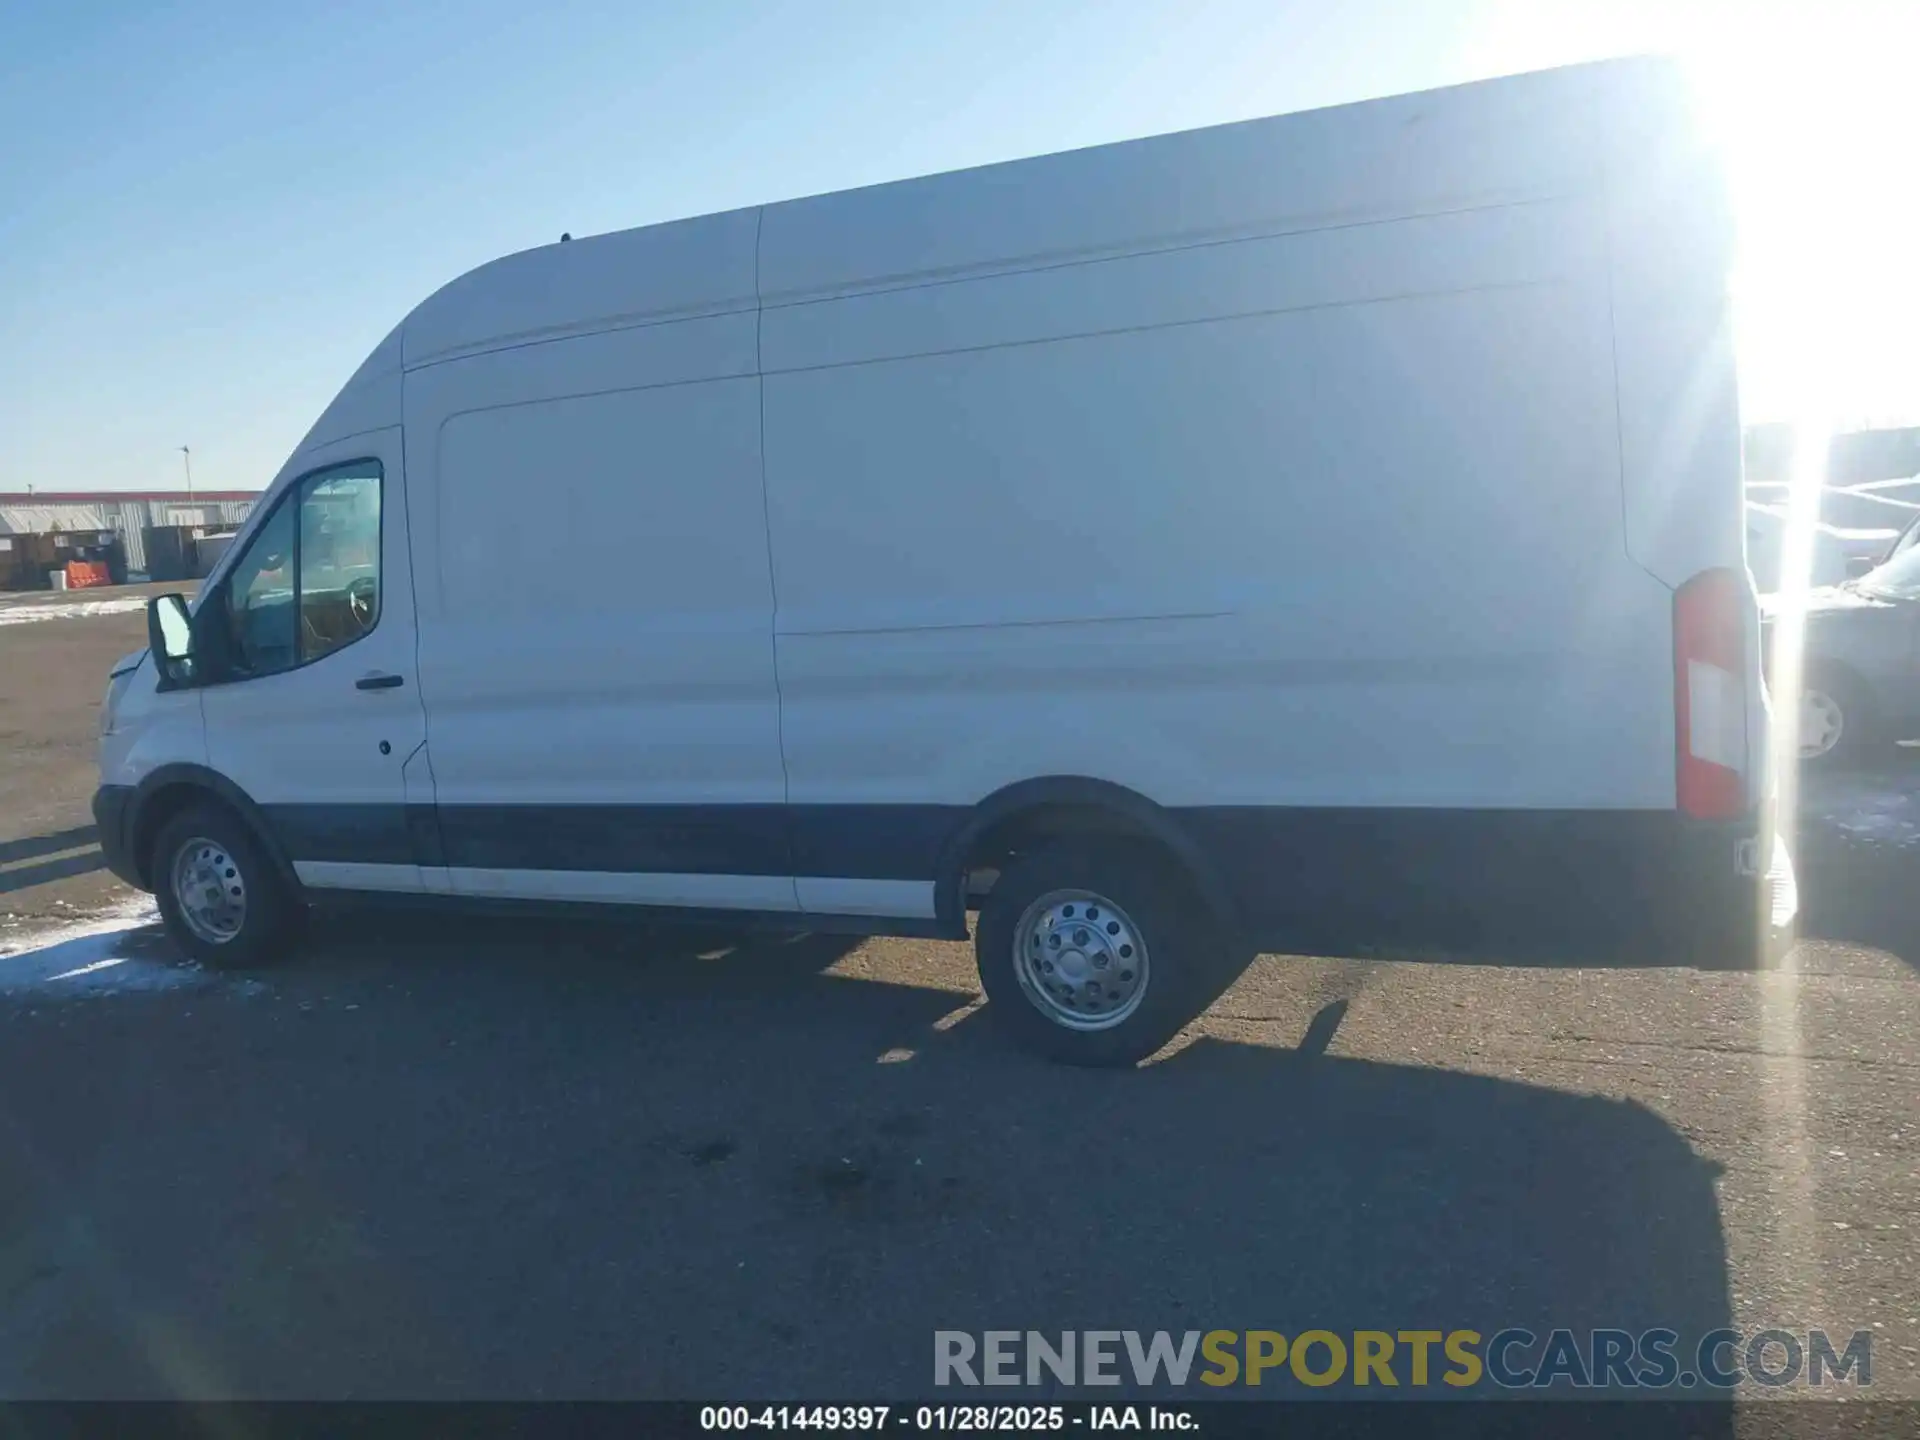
976,844,1234,1067
152,804,301,968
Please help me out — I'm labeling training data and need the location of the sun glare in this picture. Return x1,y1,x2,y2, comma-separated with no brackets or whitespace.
1685,9,1918,428
1673,10,1905,1330
1464,2,1918,428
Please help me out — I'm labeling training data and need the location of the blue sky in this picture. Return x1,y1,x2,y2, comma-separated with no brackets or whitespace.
2,0,1912,494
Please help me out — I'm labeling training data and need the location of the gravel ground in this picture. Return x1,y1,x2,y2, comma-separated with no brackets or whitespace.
0,598,1915,1411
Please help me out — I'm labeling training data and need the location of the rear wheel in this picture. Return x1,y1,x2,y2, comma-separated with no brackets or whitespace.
151,804,301,968
976,844,1236,1066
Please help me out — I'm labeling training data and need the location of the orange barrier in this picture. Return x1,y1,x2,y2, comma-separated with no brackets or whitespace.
64,561,114,589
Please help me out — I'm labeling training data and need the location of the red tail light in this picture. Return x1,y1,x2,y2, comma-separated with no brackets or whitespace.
1673,567,1748,819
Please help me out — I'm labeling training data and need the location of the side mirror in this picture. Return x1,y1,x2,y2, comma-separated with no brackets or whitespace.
1845,555,1876,579
147,593,197,688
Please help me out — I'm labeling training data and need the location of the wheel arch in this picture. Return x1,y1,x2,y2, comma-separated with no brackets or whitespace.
129,764,301,894
1800,654,1876,700
932,776,1243,943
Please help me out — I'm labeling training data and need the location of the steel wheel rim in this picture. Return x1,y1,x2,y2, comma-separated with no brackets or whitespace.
1800,689,1844,759
1012,889,1150,1032
170,836,247,945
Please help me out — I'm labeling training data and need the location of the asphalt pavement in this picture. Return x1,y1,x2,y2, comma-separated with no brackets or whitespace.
0,772,1914,1403
0,594,1916,1407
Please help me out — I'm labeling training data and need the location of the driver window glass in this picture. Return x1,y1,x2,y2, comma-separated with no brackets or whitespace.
297,466,382,663
223,501,297,676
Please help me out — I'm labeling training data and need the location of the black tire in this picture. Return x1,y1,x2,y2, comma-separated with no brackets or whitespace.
1800,668,1880,769
150,803,301,969
975,843,1239,1067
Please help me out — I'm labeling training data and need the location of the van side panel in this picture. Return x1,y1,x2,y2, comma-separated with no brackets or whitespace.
404,316,795,909
762,198,1671,828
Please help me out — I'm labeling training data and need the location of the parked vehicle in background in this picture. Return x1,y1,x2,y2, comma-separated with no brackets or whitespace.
1765,532,1920,764
1849,509,1920,577
1745,503,1904,592
94,57,1787,1066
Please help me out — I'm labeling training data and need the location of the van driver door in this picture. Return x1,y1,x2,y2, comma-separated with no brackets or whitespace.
199,428,440,894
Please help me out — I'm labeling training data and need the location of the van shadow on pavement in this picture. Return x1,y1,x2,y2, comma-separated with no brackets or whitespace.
0,907,1732,1423
0,825,104,896
1255,754,1920,975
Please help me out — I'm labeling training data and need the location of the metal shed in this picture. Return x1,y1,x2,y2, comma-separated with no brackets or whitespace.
0,490,258,584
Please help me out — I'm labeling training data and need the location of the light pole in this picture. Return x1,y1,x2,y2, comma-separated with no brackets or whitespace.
178,445,194,503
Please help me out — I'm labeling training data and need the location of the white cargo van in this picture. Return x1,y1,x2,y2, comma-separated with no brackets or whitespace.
96,58,1787,1064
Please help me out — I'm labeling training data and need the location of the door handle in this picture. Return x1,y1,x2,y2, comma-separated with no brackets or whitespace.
356,673,405,691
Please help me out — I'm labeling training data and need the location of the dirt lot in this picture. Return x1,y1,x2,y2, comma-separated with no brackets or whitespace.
1,597,1918,1408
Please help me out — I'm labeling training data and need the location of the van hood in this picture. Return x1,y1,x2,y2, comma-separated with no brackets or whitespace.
109,648,148,678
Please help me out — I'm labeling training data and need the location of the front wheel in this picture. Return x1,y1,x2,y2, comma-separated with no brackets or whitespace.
152,804,301,968
975,845,1235,1067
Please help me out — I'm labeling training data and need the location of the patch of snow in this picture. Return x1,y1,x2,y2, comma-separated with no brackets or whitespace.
0,597,151,626
0,898,206,995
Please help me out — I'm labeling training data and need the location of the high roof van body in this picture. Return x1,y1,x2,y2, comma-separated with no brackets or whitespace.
98,58,1788,1063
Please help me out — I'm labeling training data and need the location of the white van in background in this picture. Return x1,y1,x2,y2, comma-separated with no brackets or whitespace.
96,57,1786,1065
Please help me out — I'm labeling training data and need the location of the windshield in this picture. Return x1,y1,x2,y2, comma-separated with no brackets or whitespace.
1857,542,1920,600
